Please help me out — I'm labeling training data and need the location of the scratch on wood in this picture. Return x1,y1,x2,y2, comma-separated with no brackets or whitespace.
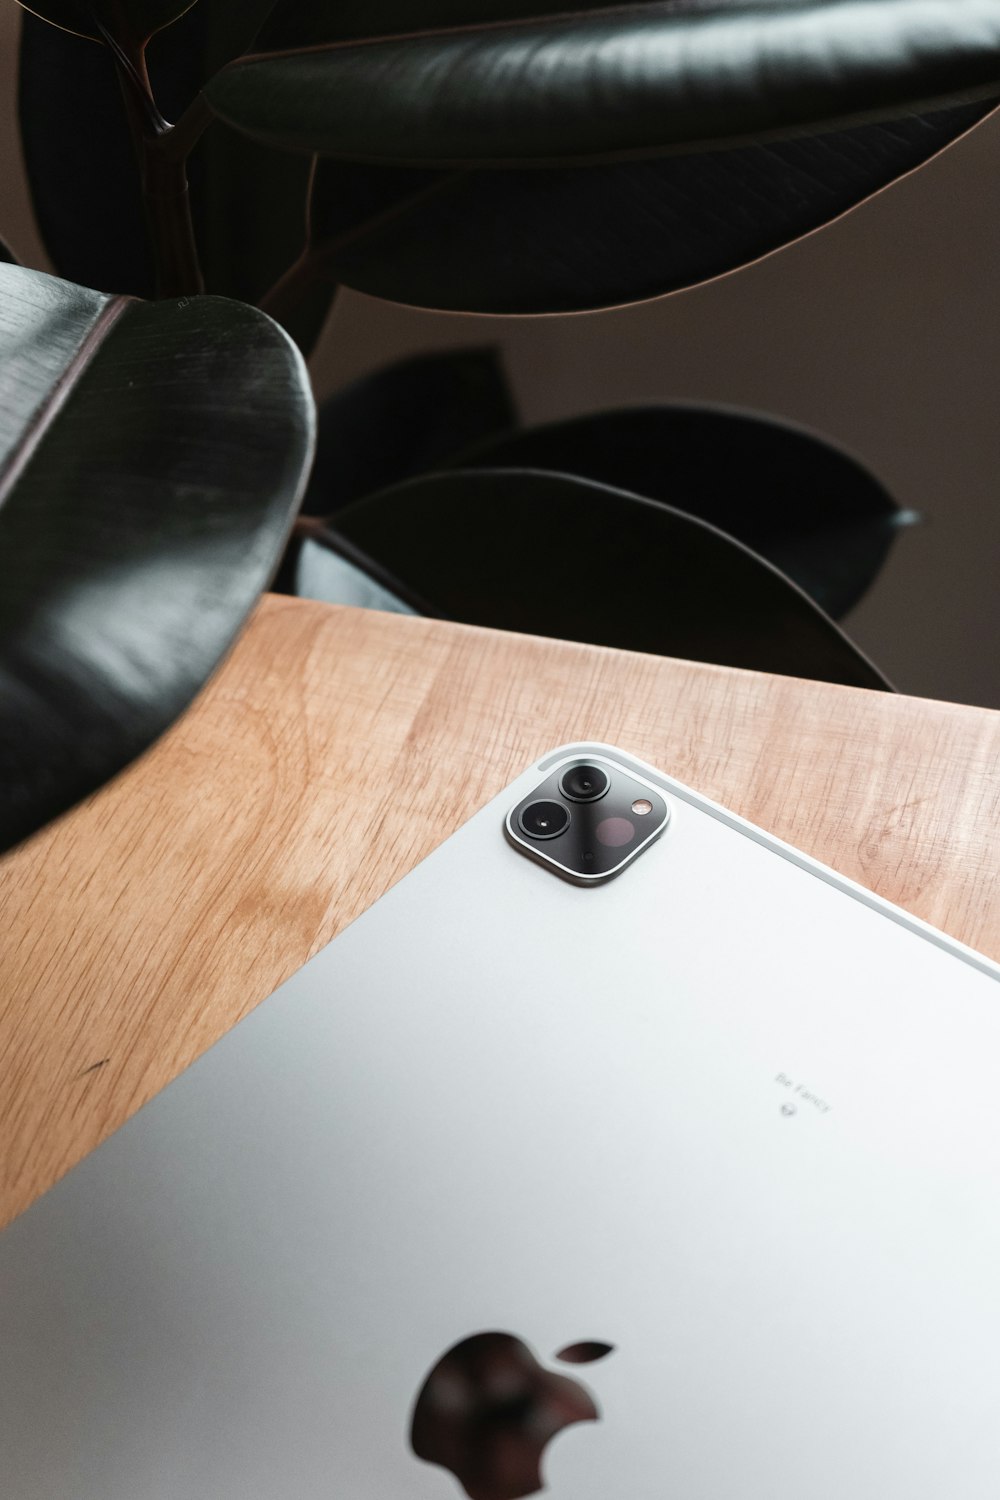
76,1058,110,1079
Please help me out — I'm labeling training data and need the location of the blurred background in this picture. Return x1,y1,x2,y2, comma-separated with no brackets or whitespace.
4,4,998,707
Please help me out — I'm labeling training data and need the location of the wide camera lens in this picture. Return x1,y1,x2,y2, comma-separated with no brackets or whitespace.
559,764,610,803
518,800,570,840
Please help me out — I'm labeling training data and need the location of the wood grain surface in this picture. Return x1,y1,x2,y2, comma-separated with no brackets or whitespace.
3,595,1000,1229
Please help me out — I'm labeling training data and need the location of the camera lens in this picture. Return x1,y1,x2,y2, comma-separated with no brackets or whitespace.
559,764,610,803
518,800,570,841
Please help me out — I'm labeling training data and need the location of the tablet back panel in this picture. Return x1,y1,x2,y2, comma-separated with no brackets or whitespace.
2,744,999,1500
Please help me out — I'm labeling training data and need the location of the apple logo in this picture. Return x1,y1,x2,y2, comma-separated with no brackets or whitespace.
409,1331,614,1500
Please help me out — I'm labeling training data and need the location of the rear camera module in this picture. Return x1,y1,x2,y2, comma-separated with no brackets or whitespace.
507,752,670,882
559,764,610,803
518,800,571,841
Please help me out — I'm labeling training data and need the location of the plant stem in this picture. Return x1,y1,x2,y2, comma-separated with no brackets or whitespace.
107,31,205,298
139,140,205,298
162,93,215,165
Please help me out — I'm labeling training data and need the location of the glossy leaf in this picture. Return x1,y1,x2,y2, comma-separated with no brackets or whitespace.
287,114,997,307
301,348,517,515
304,99,992,313
17,0,195,44
446,406,914,619
208,0,1000,161
0,263,315,853
202,0,1000,314
334,469,891,688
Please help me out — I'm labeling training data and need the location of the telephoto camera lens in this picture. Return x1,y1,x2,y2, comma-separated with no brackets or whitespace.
518,800,571,840
559,764,610,803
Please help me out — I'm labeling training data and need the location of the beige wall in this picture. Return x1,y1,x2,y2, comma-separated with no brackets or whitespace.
5,5,999,706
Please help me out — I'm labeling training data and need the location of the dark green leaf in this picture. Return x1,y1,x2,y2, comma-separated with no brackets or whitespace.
207,0,1000,162
17,0,195,44
334,469,891,688
444,406,913,619
303,100,993,313
302,348,518,515
0,263,315,853
202,1,1000,313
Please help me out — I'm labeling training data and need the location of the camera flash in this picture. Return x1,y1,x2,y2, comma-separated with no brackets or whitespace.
632,799,653,816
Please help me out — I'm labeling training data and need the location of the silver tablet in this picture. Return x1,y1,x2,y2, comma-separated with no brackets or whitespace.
3,743,999,1499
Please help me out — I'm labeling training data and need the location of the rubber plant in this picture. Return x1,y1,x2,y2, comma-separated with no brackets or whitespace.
5,0,1000,852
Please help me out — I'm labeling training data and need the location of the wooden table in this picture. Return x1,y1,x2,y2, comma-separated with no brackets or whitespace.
3,595,1000,1230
